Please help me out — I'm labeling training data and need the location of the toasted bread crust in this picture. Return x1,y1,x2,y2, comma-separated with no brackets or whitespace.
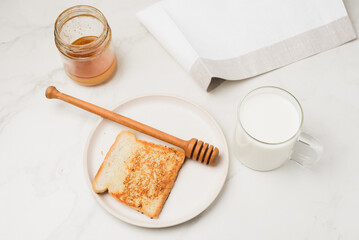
92,131,185,218
92,131,128,193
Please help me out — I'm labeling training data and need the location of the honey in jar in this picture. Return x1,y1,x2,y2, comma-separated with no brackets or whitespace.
54,5,117,86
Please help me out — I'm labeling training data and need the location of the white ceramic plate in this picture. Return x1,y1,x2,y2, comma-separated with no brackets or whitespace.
84,94,229,228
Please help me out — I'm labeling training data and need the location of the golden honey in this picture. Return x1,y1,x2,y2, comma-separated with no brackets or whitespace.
55,5,117,86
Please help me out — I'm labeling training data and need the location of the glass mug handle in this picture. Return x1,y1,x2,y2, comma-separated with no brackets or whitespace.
291,132,323,166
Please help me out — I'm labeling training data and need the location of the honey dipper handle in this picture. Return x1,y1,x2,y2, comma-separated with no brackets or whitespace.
45,86,187,149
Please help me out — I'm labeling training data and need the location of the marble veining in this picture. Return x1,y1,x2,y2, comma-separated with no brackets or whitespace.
1,0,359,239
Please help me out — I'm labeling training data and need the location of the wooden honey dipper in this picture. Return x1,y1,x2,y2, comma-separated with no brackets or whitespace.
45,86,219,165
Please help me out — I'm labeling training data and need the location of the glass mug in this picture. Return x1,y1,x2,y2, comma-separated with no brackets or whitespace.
234,86,322,171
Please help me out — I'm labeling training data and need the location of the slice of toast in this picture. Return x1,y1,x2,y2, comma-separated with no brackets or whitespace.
92,130,185,218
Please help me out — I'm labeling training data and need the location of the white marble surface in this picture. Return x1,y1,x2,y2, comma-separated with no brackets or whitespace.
1,0,359,239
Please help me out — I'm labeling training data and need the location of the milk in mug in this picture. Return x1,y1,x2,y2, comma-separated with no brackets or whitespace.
234,87,303,171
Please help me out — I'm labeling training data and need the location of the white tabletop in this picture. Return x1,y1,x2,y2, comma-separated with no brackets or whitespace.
1,0,358,239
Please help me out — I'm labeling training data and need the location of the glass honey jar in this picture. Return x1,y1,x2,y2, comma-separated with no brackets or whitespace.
54,5,117,86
